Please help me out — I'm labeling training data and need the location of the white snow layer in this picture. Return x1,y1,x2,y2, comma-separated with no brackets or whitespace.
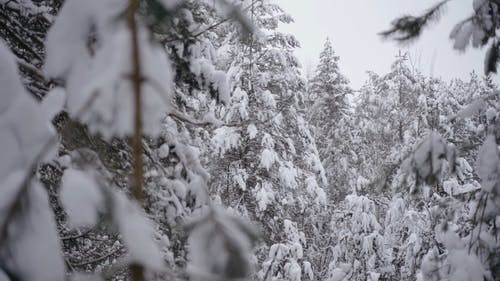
45,0,174,139
260,148,277,170
60,169,104,227
477,135,499,193
0,173,65,281
0,41,57,180
212,126,240,156
113,191,164,270
255,182,275,212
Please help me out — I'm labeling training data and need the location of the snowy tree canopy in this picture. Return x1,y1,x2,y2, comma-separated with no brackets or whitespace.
0,1,498,281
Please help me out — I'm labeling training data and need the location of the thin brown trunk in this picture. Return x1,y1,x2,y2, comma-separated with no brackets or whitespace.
127,0,145,280
128,0,143,202
399,120,403,143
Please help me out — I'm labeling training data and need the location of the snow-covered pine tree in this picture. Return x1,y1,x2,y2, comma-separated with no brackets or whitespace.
307,38,354,201
205,1,327,280
0,1,259,280
353,52,421,194
307,38,350,115
380,76,448,281
326,194,385,281
391,73,499,281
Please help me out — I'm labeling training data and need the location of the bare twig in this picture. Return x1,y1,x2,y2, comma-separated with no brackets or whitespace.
71,247,122,267
169,111,213,126
16,57,46,80
60,228,93,240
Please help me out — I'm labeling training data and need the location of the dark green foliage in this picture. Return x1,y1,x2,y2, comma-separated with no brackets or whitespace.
0,0,56,98
485,41,499,74
381,0,500,75
379,0,448,43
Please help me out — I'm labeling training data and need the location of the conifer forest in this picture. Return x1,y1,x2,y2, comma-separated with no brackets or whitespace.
0,0,499,281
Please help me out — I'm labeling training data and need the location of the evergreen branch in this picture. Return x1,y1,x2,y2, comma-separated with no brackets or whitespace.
0,132,57,247
169,111,214,126
160,0,257,44
0,90,100,250
0,17,44,63
1,7,46,48
16,57,45,80
140,75,219,127
379,0,450,43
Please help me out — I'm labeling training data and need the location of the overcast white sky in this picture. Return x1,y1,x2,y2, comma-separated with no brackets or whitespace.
275,0,496,89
